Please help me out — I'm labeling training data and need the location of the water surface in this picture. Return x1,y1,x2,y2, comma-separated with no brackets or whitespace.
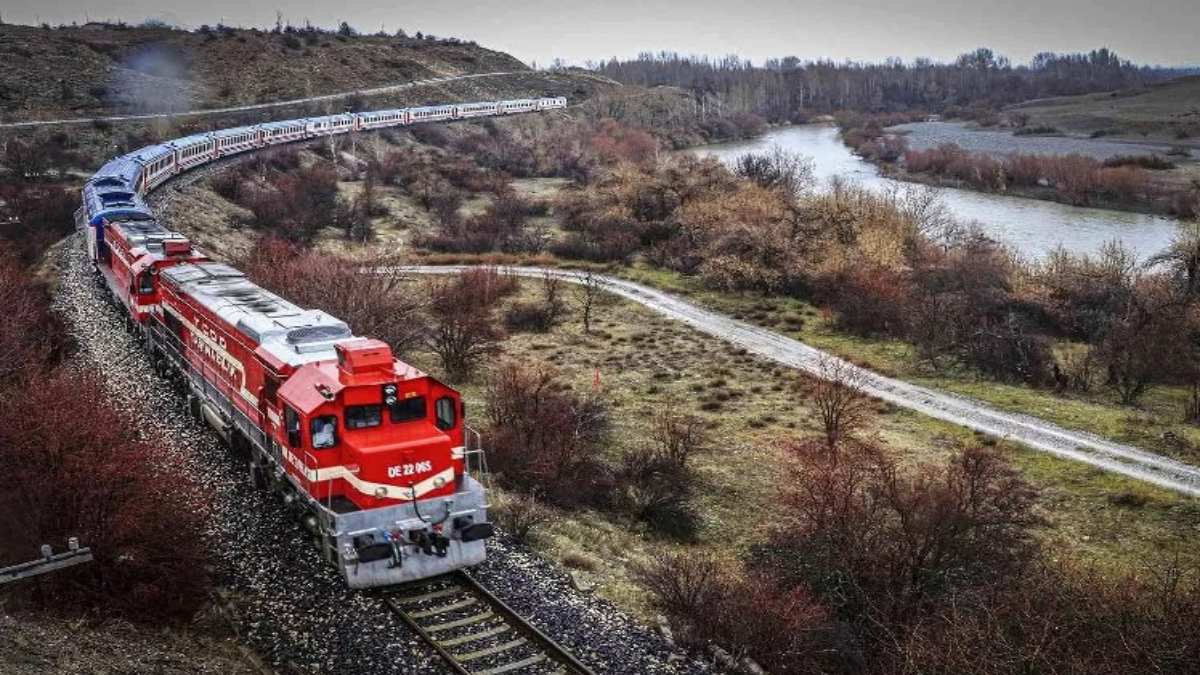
689,125,1180,260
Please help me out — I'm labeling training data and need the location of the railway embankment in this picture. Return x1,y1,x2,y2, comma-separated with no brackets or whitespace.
51,234,704,674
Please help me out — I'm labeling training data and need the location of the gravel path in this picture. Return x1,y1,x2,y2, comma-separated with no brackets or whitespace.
51,238,707,674
392,265,1200,497
0,72,522,129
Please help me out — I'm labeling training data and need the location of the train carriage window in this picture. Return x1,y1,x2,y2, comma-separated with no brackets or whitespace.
346,405,382,429
435,397,456,431
311,415,338,449
389,395,426,423
285,406,301,448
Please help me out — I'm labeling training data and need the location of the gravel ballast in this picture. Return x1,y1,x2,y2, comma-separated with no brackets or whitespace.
51,235,707,674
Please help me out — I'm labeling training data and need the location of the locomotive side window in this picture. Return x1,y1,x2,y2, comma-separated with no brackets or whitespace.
435,397,456,431
311,415,339,449
346,405,382,429
263,375,280,405
389,395,426,423
285,406,301,448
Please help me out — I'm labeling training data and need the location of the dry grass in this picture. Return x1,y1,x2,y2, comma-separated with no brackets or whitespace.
1010,75,1200,143
416,279,1200,620
0,22,526,120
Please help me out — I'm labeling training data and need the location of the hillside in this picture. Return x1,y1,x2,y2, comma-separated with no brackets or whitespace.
1009,75,1200,142
0,22,529,121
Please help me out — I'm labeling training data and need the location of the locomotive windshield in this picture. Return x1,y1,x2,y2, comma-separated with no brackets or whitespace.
346,405,382,429
389,396,426,422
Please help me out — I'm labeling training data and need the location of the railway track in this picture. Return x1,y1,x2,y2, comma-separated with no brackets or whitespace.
386,572,594,675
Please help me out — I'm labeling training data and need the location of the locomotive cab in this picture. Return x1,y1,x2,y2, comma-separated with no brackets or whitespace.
273,339,491,584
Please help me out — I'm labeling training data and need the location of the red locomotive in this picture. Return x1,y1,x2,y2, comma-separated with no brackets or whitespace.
89,223,492,587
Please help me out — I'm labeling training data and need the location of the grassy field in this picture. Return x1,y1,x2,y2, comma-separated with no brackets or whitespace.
400,279,1200,620
617,264,1200,465
1009,75,1200,144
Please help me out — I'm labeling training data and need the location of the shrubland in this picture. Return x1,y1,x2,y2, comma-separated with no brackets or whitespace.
0,253,209,622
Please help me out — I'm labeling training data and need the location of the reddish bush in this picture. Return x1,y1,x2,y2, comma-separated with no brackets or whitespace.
588,119,659,165
484,361,611,507
0,253,69,380
815,263,911,337
0,183,78,260
241,237,425,354
416,192,541,254
422,270,512,381
0,369,209,621
767,439,1041,624
240,163,339,243
635,550,831,674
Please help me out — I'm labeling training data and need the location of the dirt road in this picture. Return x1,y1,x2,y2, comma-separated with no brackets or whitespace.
392,265,1200,497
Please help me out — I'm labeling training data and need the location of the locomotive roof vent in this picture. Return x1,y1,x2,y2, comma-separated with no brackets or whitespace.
287,324,352,345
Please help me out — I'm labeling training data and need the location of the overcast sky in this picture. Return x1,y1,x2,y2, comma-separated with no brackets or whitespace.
5,0,1198,67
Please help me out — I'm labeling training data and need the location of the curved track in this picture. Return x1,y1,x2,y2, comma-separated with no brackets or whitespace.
389,265,1200,497
0,71,522,129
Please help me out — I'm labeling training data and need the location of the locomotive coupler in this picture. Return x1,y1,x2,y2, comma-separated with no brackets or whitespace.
388,541,403,569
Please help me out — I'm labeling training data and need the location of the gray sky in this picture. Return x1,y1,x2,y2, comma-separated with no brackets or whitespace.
6,0,1198,67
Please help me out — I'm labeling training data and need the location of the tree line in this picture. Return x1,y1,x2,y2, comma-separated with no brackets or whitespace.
589,48,1193,121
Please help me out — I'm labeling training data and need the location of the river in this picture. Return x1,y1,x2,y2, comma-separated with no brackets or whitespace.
688,124,1181,260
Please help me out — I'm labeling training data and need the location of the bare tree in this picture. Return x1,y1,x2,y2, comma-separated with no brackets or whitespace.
811,355,873,447
574,271,605,333
541,272,565,324
651,410,711,466
423,273,505,382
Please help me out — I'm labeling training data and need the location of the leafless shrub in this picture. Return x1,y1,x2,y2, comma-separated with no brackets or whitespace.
484,362,611,506
241,238,424,354
422,271,507,382
811,355,873,447
492,491,553,542
573,270,607,333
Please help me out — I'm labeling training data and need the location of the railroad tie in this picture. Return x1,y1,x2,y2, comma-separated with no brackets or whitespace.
474,654,547,675
453,638,527,663
425,610,495,633
410,597,477,619
438,624,511,648
396,587,460,605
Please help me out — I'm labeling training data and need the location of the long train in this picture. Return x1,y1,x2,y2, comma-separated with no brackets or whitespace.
74,96,567,587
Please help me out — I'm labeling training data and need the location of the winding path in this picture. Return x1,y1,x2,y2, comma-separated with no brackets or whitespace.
391,265,1200,497
0,71,522,129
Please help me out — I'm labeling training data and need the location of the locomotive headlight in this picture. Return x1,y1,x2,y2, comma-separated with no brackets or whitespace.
374,487,388,499
383,384,397,396
433,476,447,488
385,395,398,406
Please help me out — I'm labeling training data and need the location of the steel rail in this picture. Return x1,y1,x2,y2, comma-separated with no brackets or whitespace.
386,571,595,675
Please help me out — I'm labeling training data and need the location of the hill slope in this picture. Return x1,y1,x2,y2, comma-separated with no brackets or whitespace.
0,23,529,121
1010,75,1200,142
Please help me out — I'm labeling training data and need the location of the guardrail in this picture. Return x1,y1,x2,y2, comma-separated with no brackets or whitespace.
0,538,94,585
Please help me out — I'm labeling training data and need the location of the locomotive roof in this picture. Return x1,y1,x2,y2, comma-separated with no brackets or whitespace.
160,261,355,367
109,220,189,255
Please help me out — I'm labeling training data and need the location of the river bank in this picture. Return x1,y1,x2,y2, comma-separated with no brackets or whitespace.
688,124,1182,260
859,120,1199,219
